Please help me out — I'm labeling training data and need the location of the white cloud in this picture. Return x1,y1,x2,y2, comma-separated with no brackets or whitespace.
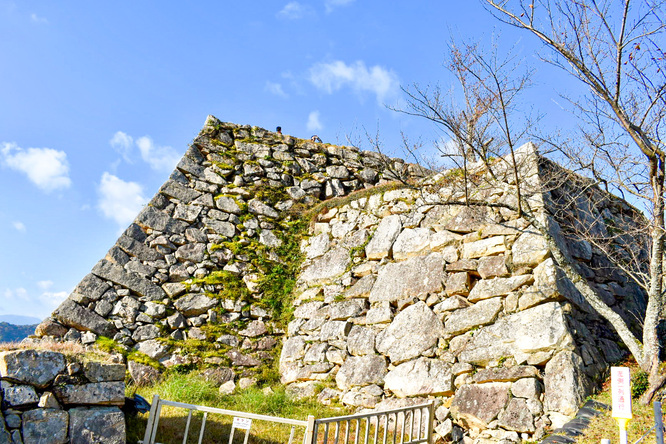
30,13,47,23
39,290,67,305
3,288,29,301
265,81,288,98
110,131,134,161
1,142,71,192
307,111,323,132
98,172,148,227
37,280,53,290
109,132,180,172
277,1,312,19
309,60,399,104
136,136,180,172
12,221,26,232
325,0,355,13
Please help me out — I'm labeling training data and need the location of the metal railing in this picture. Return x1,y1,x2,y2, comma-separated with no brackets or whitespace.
140,394,314,444
140,395,433,444
311,402,434,444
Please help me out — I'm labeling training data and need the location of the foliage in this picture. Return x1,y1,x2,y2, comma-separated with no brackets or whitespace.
632,370,650,398
0,322,38,343
95,336,163,370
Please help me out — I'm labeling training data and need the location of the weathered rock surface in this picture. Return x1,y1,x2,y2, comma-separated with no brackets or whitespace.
369,254,444,303
544,351,591,416
336,355,387,390
451,383,511,429
68,407,125,444
53,382,124,406
384,358,453,397
21,409,69,444
0,350,66,388
376,302,444,364
458,302,573,365
365,215,402,260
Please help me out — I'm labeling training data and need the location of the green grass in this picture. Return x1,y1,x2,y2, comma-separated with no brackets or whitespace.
568,360,661,444
127,372,350,444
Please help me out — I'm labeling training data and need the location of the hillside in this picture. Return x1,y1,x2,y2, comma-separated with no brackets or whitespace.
0,321,37,343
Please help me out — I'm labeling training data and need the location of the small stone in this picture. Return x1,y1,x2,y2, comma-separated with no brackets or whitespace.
238,377,257,390
128,361,161,386
38,392,62,409
219,380,236,395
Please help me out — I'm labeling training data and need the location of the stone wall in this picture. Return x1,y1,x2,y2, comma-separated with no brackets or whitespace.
36,116,423,389
0,349,125,443
279,145,643,443
33,117,648,444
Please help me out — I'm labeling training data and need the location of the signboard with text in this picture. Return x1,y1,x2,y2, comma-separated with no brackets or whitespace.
232,417,253,430
611,366,632,419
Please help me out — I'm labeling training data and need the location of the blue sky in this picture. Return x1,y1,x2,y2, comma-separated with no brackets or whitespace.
0,1,576,321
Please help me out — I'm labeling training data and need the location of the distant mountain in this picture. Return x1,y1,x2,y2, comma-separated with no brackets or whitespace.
0,322,37,343
0,314,42,325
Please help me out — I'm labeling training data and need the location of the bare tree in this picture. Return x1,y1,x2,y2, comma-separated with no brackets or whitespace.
395,39,535,209
479,0,666,402
396,1,666,403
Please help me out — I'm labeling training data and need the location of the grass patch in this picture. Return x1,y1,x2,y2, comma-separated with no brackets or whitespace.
127,372,350,444
566,359,661,444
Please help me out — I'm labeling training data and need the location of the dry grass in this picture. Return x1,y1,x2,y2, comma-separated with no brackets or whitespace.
0,338,119,363
571,360,661,444
0,338,87,354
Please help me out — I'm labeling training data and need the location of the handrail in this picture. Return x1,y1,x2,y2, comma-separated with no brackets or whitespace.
313,403,433,424
157,398,310,426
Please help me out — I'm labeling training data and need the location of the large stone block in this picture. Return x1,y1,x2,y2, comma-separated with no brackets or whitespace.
384,357,453,397
392,228,432,261
92,259,165,301
1,381,38,407
22,409,69,444
462,236,506,259
497,398,535,433
0,350,66,388
347,326,376,356
375,302,444,364
53,382,125,406
369,253,444,303
443,297,502,337
512,228,550,268
69,407,125,444
53,300,117,338
467,274,532,302
457,302,573,366
300,247,350,285
450,383,511,429
544,350,591,416
336,355,387,391
365,215,402,260
82,362,125,383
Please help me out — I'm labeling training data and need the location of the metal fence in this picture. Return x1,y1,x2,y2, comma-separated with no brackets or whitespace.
140,395,433,444
311,402,434,444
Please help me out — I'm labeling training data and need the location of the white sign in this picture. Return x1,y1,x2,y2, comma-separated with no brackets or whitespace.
611,366,632,419
232,417,253,430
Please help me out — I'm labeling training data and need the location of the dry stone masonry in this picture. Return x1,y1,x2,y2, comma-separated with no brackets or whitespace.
34,117,647,444
0,349,125,444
